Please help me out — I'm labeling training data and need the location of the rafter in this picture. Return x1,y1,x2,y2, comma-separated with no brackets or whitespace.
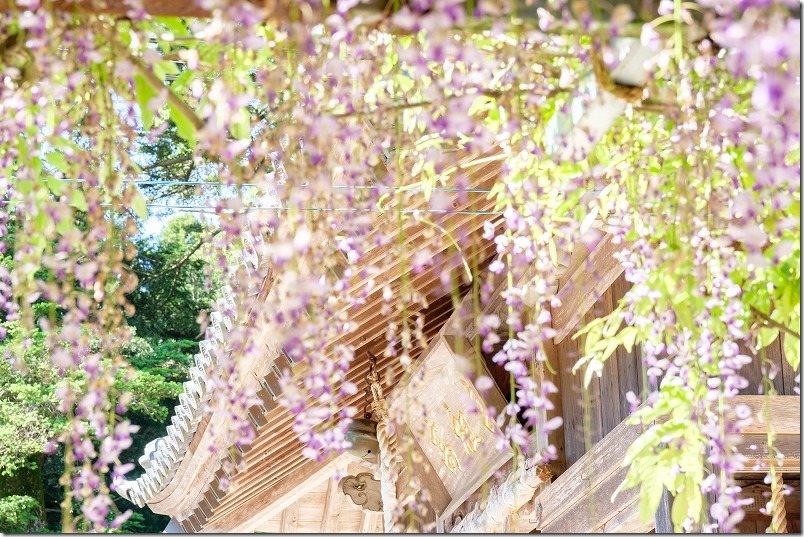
551,233,628,344
279,502,299,533
203,454,350,533
320,476,342,533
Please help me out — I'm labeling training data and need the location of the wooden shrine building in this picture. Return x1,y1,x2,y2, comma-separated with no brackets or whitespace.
115,136,801,532
95,13,802,533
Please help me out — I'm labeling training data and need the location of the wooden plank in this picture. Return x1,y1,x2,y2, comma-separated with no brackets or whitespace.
557,309,604,468
30,0,218,17
359,511,378,533
320,477,341,533
595,286,622,437
398,423,452,515
780,334,799,396
726,395,799,436
541,461,641,533
601,497,651,533
187,415,211,455
204,454,351,532
610,274,641,422
737,433,800,474
531,414,645,532
738,337,786,396
557,321,587,468
279,502,299,533
542,328,567,476
761,335,787,395
653,488,673,534
552,234,627,344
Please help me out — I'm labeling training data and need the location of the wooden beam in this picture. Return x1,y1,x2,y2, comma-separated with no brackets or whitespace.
552,234,627,344
359,511,378,533
541,326,567,476
600,498,652,533
654,488,673,533
202,453,350,532
279,502,299,533
734,395,800,436
320,476,342,533
516,396,800,534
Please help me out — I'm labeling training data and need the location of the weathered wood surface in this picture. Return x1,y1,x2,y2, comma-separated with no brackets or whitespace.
358,510,380,533
390,333,512,527
279,502,299,533
202,454,350,532
557,301,605,467
514,395,800,534
247,465,385,534
541,330,567,476
507,408,648,533
552,234,628,344
610,275,644,420
735,395,801,436
738,334,799,397
320,476,342,532
395,423,452,516
536,420,645,533
595,286,623,437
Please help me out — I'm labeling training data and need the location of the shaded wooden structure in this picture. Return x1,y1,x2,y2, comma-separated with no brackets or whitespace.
58,1,799,531
119,143,801,532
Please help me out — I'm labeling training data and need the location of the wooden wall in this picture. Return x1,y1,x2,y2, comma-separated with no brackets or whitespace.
554,272,644,468
735,480,801,534
484,271,799,472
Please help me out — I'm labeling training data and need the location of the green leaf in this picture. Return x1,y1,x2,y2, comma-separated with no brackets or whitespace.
132,188,148,219
154,60,181,81
685,476,702,524
757,327,779,350
230,109,251,141
45,176,67,196
56,216,73,235
70,189,88,212
783,332,800,371
155,16,190,37
622,326,638,353
169,101,198,148
582,358,603,388
639,476,664,524
45,151,69,174
169,69,193,93
134,73,160,129
395,72,415,93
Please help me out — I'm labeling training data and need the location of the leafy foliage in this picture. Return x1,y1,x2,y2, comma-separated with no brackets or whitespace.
0,0,799,533
127,215,222,340
0,495,45,533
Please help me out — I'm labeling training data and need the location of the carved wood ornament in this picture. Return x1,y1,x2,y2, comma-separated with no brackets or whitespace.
340,472,383,512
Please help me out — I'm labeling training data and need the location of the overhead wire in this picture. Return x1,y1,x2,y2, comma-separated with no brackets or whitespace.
53,177,495,193
101,203,504,215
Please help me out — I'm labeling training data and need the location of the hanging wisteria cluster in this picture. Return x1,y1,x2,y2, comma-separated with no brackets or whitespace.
0,0,799,532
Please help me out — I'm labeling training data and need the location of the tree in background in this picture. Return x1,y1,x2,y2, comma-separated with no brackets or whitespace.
127,215,223,341
0,214,222,533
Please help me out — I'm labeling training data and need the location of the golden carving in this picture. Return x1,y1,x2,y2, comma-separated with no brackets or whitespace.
423,417,462,473
441,401,481,454
460,378,495,433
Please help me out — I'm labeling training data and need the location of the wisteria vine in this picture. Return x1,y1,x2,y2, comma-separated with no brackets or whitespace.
0,0,799,532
